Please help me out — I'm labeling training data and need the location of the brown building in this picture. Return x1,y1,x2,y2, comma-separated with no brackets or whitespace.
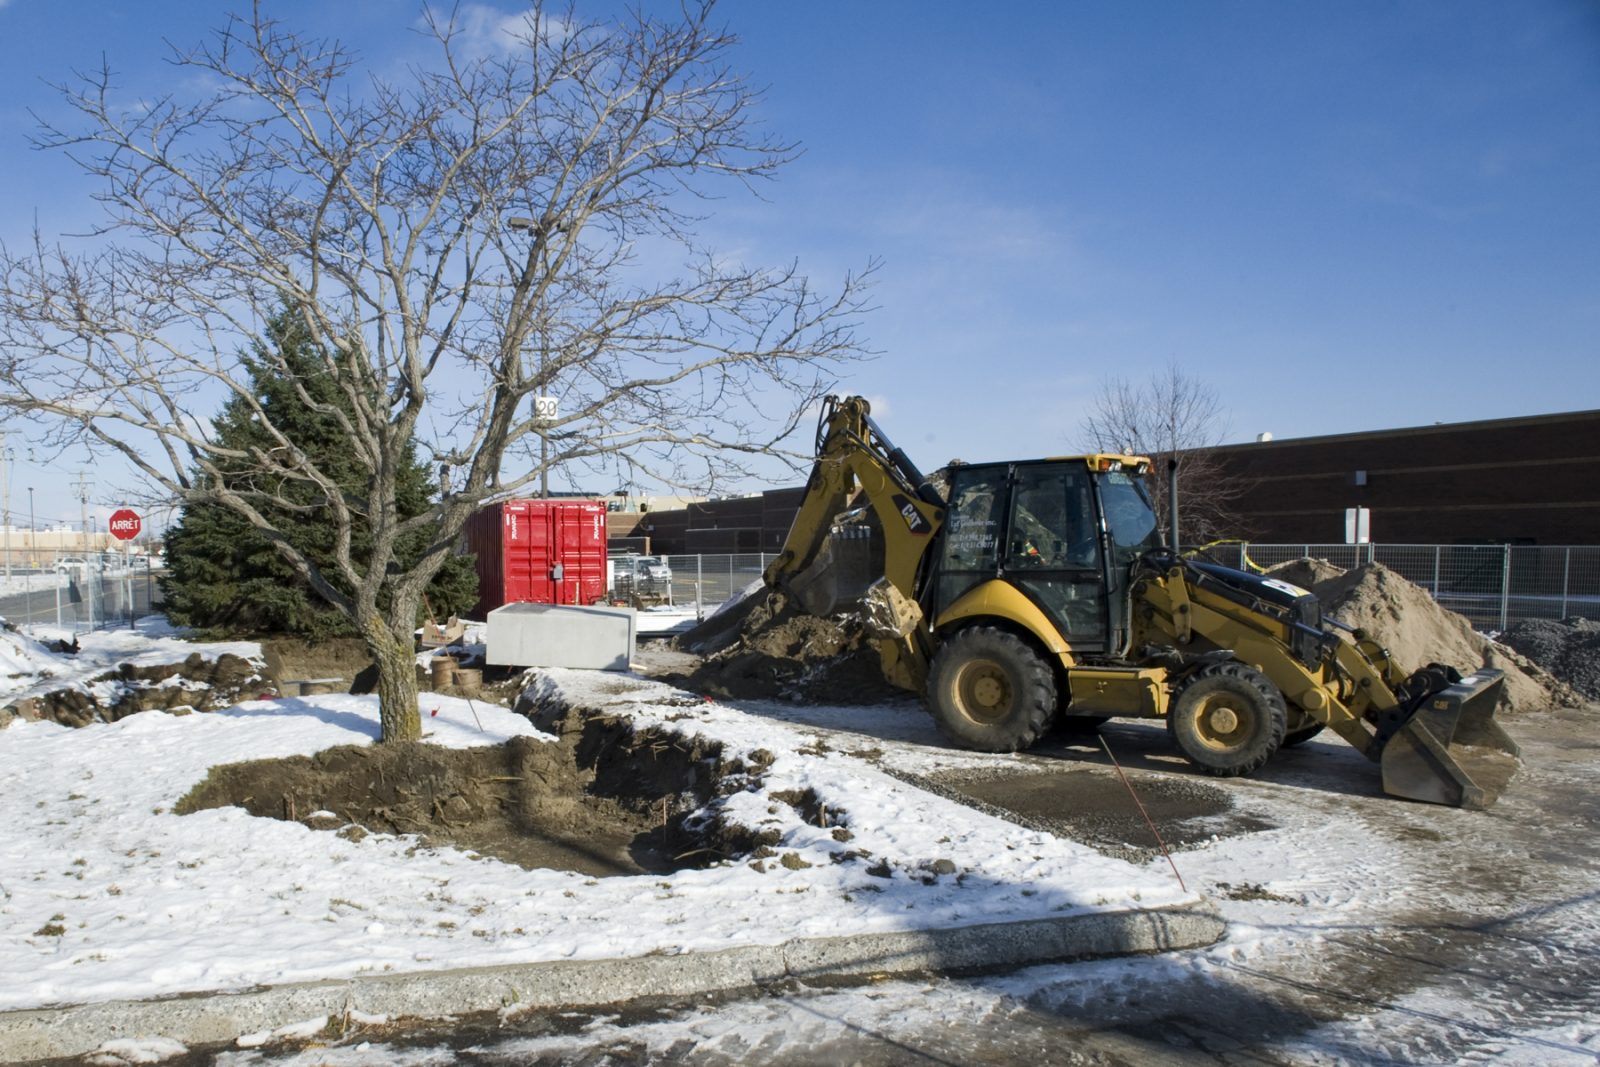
1202,409,1600,545
617,408,1600,554
610,487,805,557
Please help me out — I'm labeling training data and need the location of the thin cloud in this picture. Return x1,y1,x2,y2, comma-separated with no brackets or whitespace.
421,3,574,61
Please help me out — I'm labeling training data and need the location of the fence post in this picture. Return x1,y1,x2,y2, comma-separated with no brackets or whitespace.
1432,546,1441,599
695,554,704,621
1498,545,1511,633
1561,547,1570,619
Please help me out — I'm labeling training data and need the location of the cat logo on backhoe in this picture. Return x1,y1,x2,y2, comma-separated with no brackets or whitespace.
893,494,932,535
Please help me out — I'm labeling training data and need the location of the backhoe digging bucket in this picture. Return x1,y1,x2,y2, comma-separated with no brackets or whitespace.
1380,669,1519,809
786,525,874,618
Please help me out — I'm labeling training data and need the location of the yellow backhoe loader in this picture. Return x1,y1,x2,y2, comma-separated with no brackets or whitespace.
764,395,1519,808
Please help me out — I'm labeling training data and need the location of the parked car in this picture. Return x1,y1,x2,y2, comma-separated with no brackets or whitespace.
53,556,87,573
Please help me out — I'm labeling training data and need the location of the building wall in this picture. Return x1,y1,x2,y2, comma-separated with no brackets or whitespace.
0,528,122,566
616,488,803,556
1201,409,1600,544
626,409,1600,553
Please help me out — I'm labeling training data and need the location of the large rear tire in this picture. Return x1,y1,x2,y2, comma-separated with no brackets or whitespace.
927,627,1056,752
1167,663,1287,776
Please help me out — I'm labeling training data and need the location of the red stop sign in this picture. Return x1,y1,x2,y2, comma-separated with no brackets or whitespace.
109,508,142,541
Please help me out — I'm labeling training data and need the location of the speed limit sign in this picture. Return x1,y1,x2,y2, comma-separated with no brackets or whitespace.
534,396,558,421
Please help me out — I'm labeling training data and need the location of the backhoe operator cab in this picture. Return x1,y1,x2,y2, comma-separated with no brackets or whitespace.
936,458,1160,657
918,457,1175,756
766,395,1519,810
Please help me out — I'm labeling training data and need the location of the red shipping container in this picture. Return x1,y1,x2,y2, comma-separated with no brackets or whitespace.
463,499,609,617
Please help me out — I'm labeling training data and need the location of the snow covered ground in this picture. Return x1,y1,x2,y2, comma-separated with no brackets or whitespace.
0,622,1193,1022
3,619,1597,1065
0,616,259,707
0,571,64,597
194,701,1600,1067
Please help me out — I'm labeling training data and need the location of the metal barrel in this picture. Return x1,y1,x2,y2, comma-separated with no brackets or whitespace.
1380,669,1519,809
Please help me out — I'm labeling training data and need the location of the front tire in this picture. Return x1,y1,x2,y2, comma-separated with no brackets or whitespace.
1167,663,1287,776
927,627,1056,752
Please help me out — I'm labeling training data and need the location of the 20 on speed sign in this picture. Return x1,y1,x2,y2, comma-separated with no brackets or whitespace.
109,508,142,541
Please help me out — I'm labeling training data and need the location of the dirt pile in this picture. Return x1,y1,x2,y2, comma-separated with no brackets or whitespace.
2,652,263,728
1264,557,1348,590
673,589,900,704
1311,564,1573,713
177,705,772,877
1497,617,1600,700
261,636,378,694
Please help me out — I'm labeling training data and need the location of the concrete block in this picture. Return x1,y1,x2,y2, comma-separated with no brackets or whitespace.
486,603,636,670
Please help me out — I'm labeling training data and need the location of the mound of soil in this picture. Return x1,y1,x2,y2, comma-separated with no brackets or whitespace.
673,590,901,705
1497,617,1600,700
1312,563,1573,713
1264,557,1348,590
177,706,767,877
261,636,379,694
3,652,263,729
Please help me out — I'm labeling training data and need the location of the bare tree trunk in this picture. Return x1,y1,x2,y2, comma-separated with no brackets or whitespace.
361,610,420,742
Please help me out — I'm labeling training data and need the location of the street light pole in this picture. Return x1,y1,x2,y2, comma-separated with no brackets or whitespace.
506,215,555,499
26,486,34,624
73,471,92,632
0,431,11,580
540,339,550,499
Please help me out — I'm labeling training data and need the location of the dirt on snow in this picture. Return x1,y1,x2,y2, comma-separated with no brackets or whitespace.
176,700,776,878
2,652,263,729
672,589,900,705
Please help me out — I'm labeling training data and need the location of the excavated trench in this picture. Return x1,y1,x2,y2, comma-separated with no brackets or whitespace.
176,706,771,878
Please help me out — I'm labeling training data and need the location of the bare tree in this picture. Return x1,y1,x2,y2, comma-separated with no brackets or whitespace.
1079,364,1246,546
0,3,872,741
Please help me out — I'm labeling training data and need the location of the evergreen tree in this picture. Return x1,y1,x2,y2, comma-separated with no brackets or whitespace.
162,310,477,637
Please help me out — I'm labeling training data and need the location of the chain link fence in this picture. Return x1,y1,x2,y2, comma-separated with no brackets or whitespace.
637,545,1599,633
654,553,770,614
18,545,1593,637
1195,543,1600,631
0,558,164,633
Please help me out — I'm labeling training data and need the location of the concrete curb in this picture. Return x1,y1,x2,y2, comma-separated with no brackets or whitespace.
0,904,1223,1061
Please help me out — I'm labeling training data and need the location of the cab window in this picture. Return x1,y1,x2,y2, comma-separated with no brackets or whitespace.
1006,466,1099,569
1100,471,1161,560
939,469,1007,573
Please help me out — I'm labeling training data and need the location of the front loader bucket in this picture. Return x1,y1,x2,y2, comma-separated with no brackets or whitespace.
1380,669,1520,809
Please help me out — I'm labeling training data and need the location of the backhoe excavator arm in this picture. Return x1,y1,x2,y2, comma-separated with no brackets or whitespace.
764,396,947,690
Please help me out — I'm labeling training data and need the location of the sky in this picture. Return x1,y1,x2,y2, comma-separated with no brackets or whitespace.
0,0,1596,529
